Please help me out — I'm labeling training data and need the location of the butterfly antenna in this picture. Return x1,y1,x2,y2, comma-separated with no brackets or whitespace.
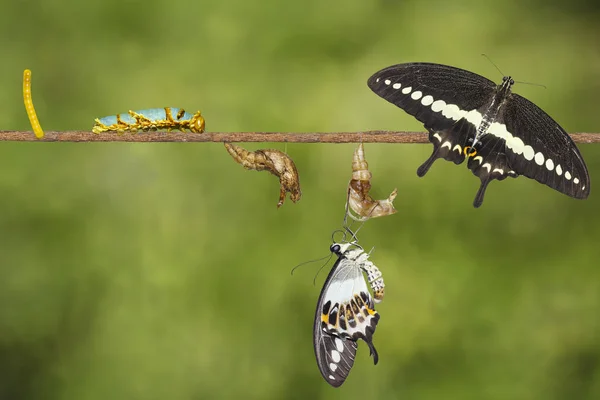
312,253,334,286
513,80,547,89
291,253,332,276
481,53,504,77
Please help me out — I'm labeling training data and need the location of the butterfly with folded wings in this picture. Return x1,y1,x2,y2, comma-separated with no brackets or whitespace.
313,235,385,387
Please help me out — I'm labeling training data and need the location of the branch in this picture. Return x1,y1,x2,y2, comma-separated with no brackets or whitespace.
0,130,599,143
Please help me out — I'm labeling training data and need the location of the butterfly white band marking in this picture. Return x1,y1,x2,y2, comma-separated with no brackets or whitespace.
386,80,583,187
523,145,535,161
493,168,504,174
473,156,483,164
534,152,545,166
482,163,491,173
421,95,434,106
411,90,423,100
329,363,338,371
335,338,344,352
433,133,442,142
431,100,445,113
453,144,462,154
331,350,341,363
441,141,452,150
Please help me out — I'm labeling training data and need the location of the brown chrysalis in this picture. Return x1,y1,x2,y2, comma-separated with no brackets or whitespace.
224,143,301,207
347,143,397,221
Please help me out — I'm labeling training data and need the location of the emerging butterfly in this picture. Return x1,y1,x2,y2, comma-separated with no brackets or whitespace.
367,62,590,207
314,232,384,387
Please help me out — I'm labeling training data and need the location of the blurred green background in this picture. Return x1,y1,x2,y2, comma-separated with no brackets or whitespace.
1,0,600,399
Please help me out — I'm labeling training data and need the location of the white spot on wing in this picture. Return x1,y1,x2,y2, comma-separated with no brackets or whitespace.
556,164,563,176
331,350,341,363
534,152,545,166
493,168,504,174
474,156,483,164
565,171,572,180
574,177,580,184
508,136,525,155
464,110,483,127
433,133,442,142
441,141,452,150
335,338,344,352
375,78,380,83
402,86,412,94
384,79,391,85
431,100,446,113
452,144,462,154
329,375,335,380
482,163,491,172
442,104,464,120
329,363,338,372
392,83,401,89
523,145,535,161
421,95,433,106
489,122,509,140
411,90,422,100
545,159,554,171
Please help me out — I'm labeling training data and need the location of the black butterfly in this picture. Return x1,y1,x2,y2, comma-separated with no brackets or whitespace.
313,239,384,387
367,62,590,207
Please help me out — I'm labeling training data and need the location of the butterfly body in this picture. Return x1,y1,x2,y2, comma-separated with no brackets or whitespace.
368,62,590,207
313,241,384,387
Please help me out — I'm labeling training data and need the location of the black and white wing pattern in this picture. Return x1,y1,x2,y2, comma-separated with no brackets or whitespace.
368,62,590,207
313,242,383,387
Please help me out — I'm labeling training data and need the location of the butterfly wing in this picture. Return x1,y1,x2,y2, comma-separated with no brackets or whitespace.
500,93,590,199
367,63,496,133
368,63,590,206
368,63,500,193
313,320,358,387
313,255,380,387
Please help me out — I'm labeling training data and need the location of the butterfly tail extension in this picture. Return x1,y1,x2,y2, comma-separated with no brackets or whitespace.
417,119,474,177
366,337,379,365
466,134,518,207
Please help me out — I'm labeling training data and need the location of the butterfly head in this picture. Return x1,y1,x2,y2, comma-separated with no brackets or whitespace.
500,76,515,93
329,241,360,257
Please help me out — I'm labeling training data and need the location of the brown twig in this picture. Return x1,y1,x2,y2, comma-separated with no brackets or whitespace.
0,130,599,143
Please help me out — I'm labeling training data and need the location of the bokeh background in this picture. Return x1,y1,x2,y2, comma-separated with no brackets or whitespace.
1,0,600,399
